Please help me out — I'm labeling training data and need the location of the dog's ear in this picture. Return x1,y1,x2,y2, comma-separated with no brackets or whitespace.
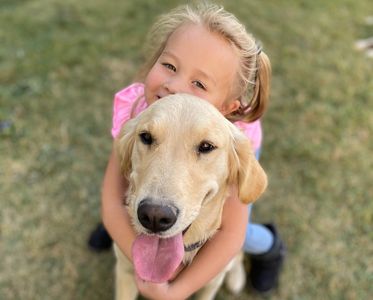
115,118,137,177
228,129,268,204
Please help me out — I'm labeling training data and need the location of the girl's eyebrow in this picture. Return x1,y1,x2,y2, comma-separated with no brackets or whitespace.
161,51,217,87
160,51,178,61
196,69,217,87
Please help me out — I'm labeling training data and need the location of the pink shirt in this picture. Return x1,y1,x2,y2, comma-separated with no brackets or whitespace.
111,83,262,151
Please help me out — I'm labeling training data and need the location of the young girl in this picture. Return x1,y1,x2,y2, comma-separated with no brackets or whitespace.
89,2,285,298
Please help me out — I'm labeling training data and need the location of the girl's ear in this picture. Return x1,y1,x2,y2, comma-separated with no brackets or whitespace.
228,128,267,204
222,99,241,116
115,118,137,177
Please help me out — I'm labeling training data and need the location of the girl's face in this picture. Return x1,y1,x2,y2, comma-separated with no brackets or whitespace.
144,24,241,116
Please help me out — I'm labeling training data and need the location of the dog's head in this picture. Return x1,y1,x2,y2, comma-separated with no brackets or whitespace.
116,94,267,238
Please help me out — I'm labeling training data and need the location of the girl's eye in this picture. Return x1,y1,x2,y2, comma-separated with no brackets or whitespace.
193,80,206,90
197,141,216,154
162,63,176,72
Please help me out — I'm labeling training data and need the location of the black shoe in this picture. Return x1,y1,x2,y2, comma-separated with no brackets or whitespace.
249,223,286,293
88,223,113,252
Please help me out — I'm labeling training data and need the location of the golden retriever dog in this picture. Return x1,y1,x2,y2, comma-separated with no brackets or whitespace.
113,94,267,300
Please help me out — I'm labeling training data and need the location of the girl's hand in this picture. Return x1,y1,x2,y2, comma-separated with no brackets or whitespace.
135,275,185,300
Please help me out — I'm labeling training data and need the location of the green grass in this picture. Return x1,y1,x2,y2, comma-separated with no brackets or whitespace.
1,0,372,299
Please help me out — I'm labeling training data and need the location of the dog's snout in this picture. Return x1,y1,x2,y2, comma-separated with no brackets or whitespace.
137,199,179,233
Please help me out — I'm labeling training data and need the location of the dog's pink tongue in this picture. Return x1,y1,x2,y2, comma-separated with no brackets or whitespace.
132,233,184,283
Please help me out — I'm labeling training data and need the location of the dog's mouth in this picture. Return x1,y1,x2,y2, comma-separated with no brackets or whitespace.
182,224,191,235
131,197,206,283
132,232,184,283
132,222,198,284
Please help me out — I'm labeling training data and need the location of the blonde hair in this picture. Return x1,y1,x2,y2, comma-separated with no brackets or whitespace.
136,2,271,122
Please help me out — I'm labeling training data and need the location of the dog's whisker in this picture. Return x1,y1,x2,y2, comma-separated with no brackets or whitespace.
122,195,129,206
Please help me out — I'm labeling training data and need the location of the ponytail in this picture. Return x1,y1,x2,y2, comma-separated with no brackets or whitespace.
249,51,271,122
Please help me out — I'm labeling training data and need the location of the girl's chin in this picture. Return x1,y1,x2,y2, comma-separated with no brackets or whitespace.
147,95,163,105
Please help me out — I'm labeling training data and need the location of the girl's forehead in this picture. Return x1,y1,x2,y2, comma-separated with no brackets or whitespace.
167,23,230,50
164,23,239,84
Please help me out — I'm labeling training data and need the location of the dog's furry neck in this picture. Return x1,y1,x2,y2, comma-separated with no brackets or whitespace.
182,186,229,264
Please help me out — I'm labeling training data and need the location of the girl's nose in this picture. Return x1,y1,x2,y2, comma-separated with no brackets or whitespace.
164,77,187,94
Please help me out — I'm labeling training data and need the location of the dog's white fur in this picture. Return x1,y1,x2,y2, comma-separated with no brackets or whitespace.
114,94,267,300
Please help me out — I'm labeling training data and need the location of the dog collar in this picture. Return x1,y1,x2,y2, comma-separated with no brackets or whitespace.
184,240,204,252
182,224,205,252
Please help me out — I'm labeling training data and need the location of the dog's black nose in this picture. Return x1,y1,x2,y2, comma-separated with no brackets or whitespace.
137,199,178,233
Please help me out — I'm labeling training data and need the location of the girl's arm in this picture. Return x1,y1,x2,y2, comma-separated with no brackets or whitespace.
101,144,136,261
136,186,248,300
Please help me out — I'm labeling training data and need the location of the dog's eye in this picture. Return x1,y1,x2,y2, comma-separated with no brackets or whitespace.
139,131,154,145
197,141,216,154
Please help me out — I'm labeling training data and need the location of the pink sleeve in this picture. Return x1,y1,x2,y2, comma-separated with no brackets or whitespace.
111,83,147,138
234,119,262,152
